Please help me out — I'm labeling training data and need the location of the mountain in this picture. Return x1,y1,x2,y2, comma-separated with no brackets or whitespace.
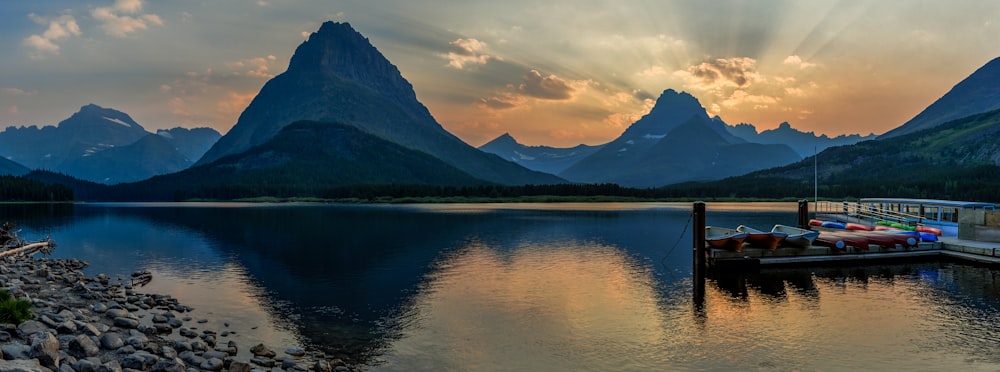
478,133,604,174
880,56,1000,139
155,127,222,162
726,122,876,157
110,120,488,200
196,21,561,185
0,157,29,176
0,105,222,184
559,89,799,186
667,109,1000,201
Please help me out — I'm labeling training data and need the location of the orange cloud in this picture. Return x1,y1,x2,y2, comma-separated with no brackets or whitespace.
445,38,492,69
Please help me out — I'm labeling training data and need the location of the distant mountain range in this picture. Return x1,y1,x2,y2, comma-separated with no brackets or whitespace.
666,56,1000,201
880,56,1000,139
480,90,875,186
196,21,560,186
478,133,604,175
725,122,876,157
0,104,220,183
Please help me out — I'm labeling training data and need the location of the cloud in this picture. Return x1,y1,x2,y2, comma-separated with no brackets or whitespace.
2,88,34,96
226,55,278,78
445,38,492,69
91,0,163,37
783,55,816,69
675,57,758,91
22,13,81,59
7,106,18,115
518,70,579,100
478,94,522,111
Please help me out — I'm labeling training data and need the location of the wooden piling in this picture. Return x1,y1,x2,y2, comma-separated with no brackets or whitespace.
797,199,809,228
692,201,706,306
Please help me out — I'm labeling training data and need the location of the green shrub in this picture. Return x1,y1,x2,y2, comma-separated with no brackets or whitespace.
0,289,32,324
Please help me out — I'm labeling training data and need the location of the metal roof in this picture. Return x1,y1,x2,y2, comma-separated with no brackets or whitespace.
859,198,995,209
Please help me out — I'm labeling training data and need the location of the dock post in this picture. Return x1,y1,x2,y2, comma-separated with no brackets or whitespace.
693,201,706,307
797,199,809,228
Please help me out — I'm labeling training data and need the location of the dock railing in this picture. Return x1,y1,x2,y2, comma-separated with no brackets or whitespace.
815,201,924,226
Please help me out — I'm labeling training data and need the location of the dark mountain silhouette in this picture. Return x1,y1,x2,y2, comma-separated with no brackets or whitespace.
560,89,799,186
0,157,29,176
727,122,876,157
478,133,604,174
110,121,488,200
880,56,1000,139
196,21,561,185
155,127,222,162
0,105,222,184
667,109,1000,201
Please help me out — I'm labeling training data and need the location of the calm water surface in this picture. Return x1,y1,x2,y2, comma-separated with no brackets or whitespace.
5,202,1000,370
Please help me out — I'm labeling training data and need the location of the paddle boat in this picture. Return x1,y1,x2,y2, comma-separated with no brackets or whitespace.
771,224,820,248
705,226,748,252
737,225,788,250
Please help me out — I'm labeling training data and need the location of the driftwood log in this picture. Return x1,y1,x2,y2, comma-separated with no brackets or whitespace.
0,240,53,258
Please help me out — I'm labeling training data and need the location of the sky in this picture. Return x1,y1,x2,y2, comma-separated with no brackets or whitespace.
2,0,999,147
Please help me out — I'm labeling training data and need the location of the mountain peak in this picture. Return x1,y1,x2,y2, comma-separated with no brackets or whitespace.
286,21,416,104
61,104,145,131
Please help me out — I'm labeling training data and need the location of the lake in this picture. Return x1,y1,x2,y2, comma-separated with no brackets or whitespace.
5,202,1000,370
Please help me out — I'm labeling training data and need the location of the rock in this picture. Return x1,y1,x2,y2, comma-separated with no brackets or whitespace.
177,328,197,339
250,344,276,358
189,341,206,352
201,334,217,347
200,358,224,371
0,331,10,343
312,360,331,372
1,343,31,360
75,322,101,337
159,346,177,360
249,357,275,368
178,351,205,367
100,333,125,350
69,334,101,358
112,318,139,329
172,341,190,353
56,320,77,334
104,309,128,319
281,359,297,369
197,319,207,324
154,324,173,334
151,315,168,324
166,318,183,329
96,359,120,372
91,303,107,313
334,367,349,372
38,315,59,329
0,359,46,372
227,361,251,372
72,358,101,372
284,348,306,357
29,332,60,369
120,351,158,370
15,321,48,338
149,359,184,372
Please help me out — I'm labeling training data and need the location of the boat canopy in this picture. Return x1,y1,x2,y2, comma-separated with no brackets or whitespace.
859,198,995,210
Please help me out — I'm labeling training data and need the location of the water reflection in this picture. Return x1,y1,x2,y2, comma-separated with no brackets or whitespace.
4,203,1000,370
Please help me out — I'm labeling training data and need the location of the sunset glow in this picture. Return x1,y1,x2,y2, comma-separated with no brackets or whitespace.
2,1,998,147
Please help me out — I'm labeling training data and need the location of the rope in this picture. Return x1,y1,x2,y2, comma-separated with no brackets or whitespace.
661,211,694,265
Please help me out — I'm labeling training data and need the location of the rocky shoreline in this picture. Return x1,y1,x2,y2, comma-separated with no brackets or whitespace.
0,255,358,372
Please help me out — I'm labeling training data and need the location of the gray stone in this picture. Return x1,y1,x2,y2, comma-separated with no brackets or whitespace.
69,334,101,358
120,351,158,370
333,367,348,372
189,341,206,352
172,341,190,353
56,321,77,334
0,343,30,360
151,315,168,324
250,344,276,358
112,318,139,329
281,359,297,370
96,360,121,372
249,357,275,368
73,358,101,372
0,331,11,344
284,348,306,357
38,316,60,329
177,328,197,339
0,359,46,372
104,309,128,319
200,358,224,371
15,321,48,338
29,332,60,369
100,333,125,350
149,359,184,372
75,322,101,337
91,304,108,313
159,346,177,360
166,319,183,328
227,361,251,372
312,360,331,372
154,324,172,334
178,351,205,367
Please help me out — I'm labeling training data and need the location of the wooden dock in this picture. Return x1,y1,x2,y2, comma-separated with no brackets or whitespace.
709,236,1000,267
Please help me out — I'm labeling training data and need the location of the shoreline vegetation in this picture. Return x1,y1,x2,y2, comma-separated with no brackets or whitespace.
0,235,358,372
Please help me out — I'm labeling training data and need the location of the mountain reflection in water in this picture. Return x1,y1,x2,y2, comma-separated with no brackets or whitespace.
5,203,1000,370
